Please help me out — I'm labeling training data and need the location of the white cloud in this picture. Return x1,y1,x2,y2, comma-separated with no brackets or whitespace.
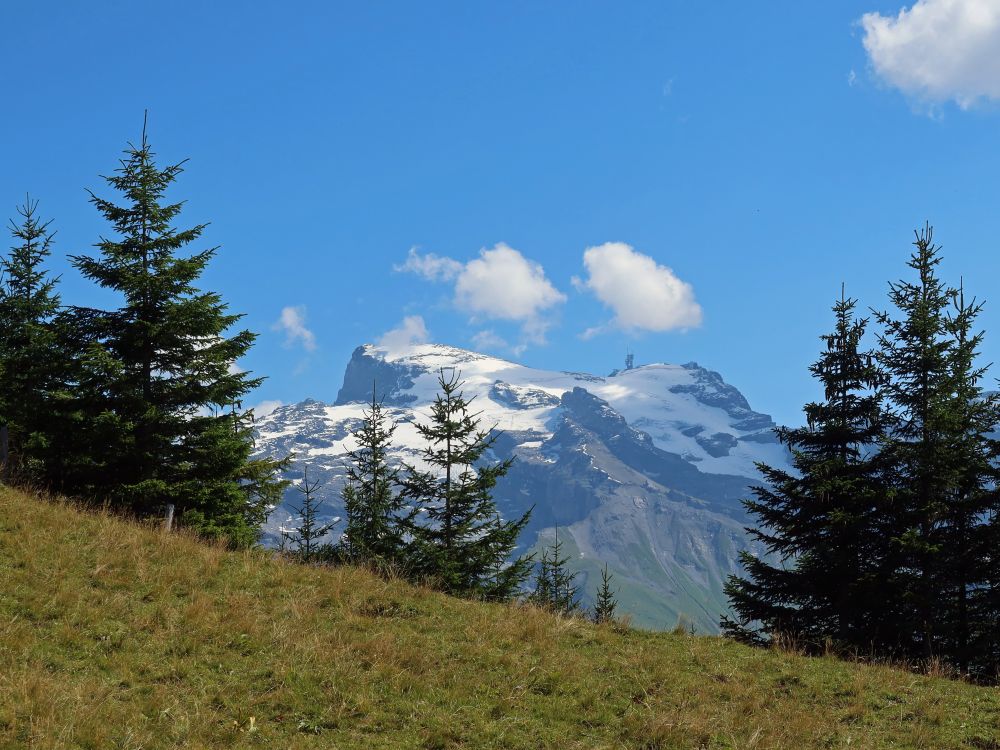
470,329,510,352
860,0,1000,108
578,242,702,336
377,315,430,352
396,242,566,347
272,306,317,352
394,247,463,281
253,400,284,417
454,244,565,332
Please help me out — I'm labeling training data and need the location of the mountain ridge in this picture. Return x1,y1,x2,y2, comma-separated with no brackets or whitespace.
254,342,790,631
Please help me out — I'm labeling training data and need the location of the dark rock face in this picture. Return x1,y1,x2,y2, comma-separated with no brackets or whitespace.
335,346,421,406
495,385,757,631
733,415,775,432
553,387,750,510
674,362,775,433
696,432,739,458
739,431,781,444
490,381,561,410
559,387,631,438
263,400,360,446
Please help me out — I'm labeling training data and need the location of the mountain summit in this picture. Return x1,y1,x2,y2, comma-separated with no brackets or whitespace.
255,343,789,631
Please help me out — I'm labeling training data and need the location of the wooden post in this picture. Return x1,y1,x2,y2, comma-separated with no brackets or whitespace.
163,503,175,533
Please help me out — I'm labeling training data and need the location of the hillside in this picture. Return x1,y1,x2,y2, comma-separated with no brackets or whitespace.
255,343,791,632
1,488,998,749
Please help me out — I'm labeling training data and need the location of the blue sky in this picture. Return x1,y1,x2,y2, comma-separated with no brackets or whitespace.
3,1,1000,426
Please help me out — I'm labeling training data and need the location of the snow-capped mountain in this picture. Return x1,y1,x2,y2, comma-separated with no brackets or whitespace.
254,343,789,632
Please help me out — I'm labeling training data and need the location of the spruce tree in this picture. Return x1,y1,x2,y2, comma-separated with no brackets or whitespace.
592,562,618,624
983,465,1000,679
528,528,580,614
872,225,966,662
401,368,531,599
723,289,886,652
66,118,287,546
528,547,552,608
340,388,408,569
942,283,1000,677
0,197,62,481
282,465,337,562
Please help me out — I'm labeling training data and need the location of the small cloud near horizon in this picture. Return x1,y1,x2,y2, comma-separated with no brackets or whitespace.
394,247,463,282
377,315,430,352
272,305,317,352
396,243,566,350
253,399,284,417
471,328,513,353
575,242,702,339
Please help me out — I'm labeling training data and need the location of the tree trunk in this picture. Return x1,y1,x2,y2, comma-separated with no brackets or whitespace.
0,424,8,482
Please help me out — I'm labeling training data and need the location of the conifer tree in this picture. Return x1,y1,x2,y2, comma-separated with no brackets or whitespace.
528,528,580,614
401,368,531,599
872,225,969,662
723,289,886,651
936,283,1000,676
282,465,337,562
66,118,287,546
0,197,62,481
340,388,408,569
983,475,1000,678
592,562,618,624
528,547,552,607
874,243,1000,675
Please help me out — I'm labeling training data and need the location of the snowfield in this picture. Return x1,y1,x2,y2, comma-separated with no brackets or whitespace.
256,342,789,480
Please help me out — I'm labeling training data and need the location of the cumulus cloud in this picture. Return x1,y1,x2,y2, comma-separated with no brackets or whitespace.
577,242,702,337
454,244,565,331
253,400,284,417
860,0,1000,108
470,329,511,352
378,315,430,352
272,306,317,352
393,247,463,281
396,243,566,346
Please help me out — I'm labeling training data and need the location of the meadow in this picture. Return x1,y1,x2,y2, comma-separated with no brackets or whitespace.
1,487,999,749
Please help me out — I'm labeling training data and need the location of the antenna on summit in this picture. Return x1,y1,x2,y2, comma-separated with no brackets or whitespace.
625,348,634,371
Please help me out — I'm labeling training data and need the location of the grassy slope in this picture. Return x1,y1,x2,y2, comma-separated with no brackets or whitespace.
1,488,999,749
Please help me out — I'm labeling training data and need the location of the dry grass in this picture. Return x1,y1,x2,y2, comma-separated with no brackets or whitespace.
1,487,999,749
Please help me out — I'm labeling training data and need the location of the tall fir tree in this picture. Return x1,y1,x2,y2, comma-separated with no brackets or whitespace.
340,387,408,569
983,454,1000,679
402,368,531,599
65,118,287,546
0,197,62,481
723,289,887,652
872,225,966,662
938,282,1000,677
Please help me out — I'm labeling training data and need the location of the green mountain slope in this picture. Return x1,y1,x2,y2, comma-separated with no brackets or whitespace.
1,487,998,749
